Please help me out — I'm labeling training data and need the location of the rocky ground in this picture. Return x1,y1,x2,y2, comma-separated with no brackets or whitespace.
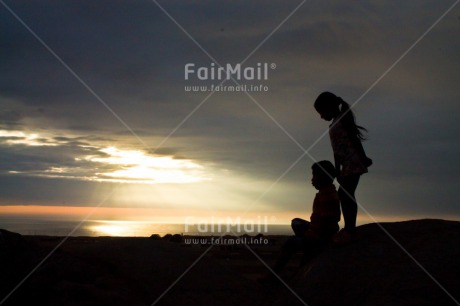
1,219,459,306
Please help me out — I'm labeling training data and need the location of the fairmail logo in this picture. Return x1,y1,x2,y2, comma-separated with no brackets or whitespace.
184,62,276,81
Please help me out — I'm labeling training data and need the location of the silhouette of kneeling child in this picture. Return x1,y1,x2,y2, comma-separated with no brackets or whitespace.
260,161,340,283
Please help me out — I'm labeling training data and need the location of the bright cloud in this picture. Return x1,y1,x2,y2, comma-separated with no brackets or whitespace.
86,147,209,184
0,130,62,146
1,130,209,185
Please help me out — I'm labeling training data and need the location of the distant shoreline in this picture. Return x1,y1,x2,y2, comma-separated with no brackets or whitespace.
0,218,294,237
2,217,459,237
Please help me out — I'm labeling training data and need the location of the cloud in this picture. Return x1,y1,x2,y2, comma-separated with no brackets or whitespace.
0,129,210,185
0,0,459,220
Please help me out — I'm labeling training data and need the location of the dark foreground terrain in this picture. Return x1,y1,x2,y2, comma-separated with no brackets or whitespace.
1,219,459,306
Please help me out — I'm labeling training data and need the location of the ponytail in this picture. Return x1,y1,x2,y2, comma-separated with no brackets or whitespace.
338,98,367,141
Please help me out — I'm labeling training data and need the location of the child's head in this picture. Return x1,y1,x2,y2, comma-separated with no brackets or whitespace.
311,160,336,190
314,92,341,121
314,91,368,140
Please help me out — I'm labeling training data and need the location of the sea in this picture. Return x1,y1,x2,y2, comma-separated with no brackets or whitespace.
0,217,293,237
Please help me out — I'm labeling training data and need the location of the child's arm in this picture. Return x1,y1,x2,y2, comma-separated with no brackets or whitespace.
309,197,341,236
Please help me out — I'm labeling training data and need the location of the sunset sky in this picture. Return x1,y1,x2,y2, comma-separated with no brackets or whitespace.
1,0,459,227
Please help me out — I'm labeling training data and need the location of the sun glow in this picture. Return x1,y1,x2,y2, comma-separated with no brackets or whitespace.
86,147,209,184
91,224,126,236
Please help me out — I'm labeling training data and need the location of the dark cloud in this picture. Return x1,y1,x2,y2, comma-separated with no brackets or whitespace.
0,110,22,127
0,0,459,220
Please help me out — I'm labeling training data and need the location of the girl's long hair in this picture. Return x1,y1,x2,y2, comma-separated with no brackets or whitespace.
338,98,367,140
315,92,368,140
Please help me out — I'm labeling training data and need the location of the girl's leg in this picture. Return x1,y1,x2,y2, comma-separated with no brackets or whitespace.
338,175,360,233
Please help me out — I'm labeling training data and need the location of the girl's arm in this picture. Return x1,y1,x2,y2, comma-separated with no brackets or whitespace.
334,153,341,176
353,137,373,167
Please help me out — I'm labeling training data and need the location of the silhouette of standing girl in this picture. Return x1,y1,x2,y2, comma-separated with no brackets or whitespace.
314,92,372,244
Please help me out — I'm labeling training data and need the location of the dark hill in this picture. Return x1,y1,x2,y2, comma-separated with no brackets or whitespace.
272,219,460,306
1,219,459,305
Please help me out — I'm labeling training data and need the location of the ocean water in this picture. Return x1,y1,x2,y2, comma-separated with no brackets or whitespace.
0,217,292,237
